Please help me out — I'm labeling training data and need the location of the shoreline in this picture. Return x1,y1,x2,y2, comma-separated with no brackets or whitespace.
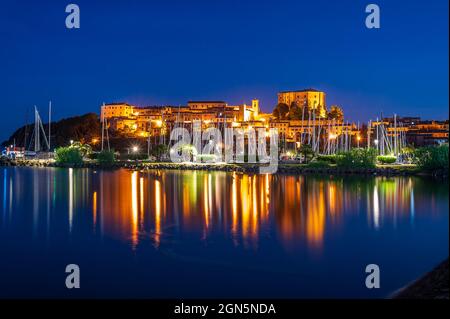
392,259,449,299
1,158,448,177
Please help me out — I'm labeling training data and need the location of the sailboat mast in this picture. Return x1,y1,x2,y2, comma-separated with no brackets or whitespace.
101,103,105,151
34,106,39,152
48,101,52,151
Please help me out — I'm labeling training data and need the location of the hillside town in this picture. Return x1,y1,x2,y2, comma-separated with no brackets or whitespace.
99,88,449,151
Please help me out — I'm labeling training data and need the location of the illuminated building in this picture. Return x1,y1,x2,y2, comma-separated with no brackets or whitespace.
277,89,327,118
371,117,449,146
100,99,264,137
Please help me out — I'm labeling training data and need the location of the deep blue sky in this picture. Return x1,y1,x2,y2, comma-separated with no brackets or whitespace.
0,0,448,140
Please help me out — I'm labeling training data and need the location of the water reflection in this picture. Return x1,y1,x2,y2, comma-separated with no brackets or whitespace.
0,168,446,255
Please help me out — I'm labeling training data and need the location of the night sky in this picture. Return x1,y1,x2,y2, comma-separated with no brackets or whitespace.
0,0,448,141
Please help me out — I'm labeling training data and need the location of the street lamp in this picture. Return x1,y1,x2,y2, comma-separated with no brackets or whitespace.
132,146,139,153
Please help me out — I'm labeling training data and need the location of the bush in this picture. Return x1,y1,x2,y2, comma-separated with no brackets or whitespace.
316,154,337,164
307,160,330,168
413,144,449,171
55,147,83,165
150,144,169,160
69,141,92,157
298,144,315,163
120,153,148,161
97,150,115,164
336,148,377,169
377,155,397,164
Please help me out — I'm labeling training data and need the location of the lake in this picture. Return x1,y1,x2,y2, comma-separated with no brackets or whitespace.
0,167,448,298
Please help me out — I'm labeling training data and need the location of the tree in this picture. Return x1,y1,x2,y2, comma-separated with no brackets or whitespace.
273,108,280,119
288,102,302,120
97,150,115,164
413,144,449,171
55,147,83,165
272,103,289,120
151,144,169,161
69,141,92,157
328,105,344,121
336,148,377,169
299,144,315,163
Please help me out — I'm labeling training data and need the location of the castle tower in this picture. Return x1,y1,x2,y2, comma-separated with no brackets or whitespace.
251,99,259,120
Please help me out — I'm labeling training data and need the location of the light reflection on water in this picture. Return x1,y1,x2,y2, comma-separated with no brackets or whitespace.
0,167,448,298
0,167,446,249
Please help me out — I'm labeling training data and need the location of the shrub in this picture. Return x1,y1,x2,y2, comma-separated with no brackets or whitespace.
307,160,330,168
55,147,83,165
196,154,218,163
120,153,148,161
298,144,315,163
413,144,449,171
150,144,169,160
316,154,337,164
377,155,397,164
336,148,377,169
97,150,115,164
69,141,92,157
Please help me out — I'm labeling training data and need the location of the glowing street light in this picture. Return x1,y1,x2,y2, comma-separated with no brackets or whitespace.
329,133,337,140
132,146,139,153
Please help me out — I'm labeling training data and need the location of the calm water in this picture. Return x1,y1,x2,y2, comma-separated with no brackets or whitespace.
0,167,448,298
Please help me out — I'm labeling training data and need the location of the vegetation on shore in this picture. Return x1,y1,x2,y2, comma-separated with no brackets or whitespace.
55,147,84,165
1,115,448,176
413,144,449,171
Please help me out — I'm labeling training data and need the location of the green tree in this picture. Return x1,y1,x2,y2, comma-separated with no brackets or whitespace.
413,144,449,171
151,144,169,160
69,141,92,157
97,150,116,164
299,144,315,163
55,147,83,165
336,148,377,169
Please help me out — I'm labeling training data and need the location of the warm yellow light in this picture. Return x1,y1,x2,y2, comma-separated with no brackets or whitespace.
265,131,270,137
132,146,139,153
232,122,239,127
357,136,361,141
153,120,162,127
91,138,98,144
329,133,337,140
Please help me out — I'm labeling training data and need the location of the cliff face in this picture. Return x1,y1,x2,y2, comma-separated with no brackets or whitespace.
1,113,101,149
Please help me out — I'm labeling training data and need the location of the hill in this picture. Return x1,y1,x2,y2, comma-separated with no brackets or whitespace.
2,113,101,150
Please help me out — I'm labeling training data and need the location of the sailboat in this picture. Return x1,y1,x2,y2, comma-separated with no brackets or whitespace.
24,102,52,158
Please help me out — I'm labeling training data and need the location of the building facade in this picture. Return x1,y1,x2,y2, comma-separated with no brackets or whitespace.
277,89,327,118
